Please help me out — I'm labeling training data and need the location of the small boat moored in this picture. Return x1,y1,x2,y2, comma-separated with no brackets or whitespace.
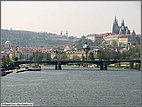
28,65,41,71
1,68,7,76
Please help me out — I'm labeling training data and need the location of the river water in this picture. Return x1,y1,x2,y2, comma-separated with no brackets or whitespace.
1,66,141,106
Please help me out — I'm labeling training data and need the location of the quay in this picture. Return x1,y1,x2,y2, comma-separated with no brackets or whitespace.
6,68,28,74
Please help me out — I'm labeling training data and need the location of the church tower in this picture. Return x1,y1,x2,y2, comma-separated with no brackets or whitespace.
112,16,120,34
121,19,125,26
119,19,131,34
60,30,62,36
112,16,130,34
66,30,68,36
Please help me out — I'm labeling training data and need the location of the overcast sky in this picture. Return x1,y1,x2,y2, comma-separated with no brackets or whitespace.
2,1,141,37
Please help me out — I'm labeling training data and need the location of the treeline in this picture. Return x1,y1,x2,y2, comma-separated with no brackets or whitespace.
1,29,72,47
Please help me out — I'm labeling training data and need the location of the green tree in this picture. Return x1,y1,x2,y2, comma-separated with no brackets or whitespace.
72,55,81,60
2,56,11,65
29,55,33,61
97,51,105,60
97,48,120,60
88,52,95,60
46,54,51,61
60,54,68,60
53,56,58,60
130,45,140,60
36,55,43,61
112,40,118,48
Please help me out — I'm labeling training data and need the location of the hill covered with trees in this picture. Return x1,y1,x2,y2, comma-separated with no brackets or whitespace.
1,29,73,47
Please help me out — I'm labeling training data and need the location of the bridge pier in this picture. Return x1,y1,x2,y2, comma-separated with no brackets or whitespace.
100,64,107,70
55,64,62,70
130,62,134,69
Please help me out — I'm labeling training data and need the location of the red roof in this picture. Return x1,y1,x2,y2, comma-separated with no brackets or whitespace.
47,51,51,53
96,34,106,36
107,34,131,37
118,34,131,37
1,51,5,53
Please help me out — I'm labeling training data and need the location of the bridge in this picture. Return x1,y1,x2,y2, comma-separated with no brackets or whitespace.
14,60,141,70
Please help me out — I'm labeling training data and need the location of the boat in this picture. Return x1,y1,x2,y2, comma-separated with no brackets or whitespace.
28,65,41,71
1,68,6,76
88,65,95,68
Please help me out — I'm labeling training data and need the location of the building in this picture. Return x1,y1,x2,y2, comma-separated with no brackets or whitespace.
5,40,12,49
103,34,119,46
118,34,131,46
86,34,96,42
112,16,131,34
104,34,132,47
64,45,72,52
86,34,106,45
130,30,141,45
86,33,116,45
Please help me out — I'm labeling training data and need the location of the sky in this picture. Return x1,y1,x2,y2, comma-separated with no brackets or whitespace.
1,1,141,37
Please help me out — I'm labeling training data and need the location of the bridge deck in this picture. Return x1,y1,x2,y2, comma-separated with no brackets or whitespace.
18,60,141,65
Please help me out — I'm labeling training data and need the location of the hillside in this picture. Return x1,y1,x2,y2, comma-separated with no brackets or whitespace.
1,29,73,47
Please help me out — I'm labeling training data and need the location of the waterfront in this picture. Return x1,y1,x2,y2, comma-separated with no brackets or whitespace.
1,66,141,106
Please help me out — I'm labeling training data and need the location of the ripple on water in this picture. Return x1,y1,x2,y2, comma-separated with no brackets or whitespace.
1,66,141,106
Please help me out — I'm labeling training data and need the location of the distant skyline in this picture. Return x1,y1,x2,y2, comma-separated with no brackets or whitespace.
2,1,141,37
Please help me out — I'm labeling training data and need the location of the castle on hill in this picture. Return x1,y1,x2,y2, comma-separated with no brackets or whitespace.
112,16,131,34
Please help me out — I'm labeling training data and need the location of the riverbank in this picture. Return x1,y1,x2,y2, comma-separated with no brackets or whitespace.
5,68,29,75
108,65,140,70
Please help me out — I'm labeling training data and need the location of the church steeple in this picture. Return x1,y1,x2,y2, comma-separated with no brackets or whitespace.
112,16,119,34
60,30,62,36
112,16,130,35
121,19,125,26
114,16,117,22
113,16,118,26
66,30,68,36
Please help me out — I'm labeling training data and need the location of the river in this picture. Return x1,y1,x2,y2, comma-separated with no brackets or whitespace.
1,66,141,106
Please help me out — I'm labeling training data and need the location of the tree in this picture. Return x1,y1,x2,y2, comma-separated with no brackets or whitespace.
130,45,140,60
46,54,51,61
97,50,105,60
88,52,95,60
75,38,94,51
60,54,68,60
36,55,43,61
72,55,81,60
97,48,120,60
53,56,58,60
112,40,118,48
29,55,33,61
2,56,11,65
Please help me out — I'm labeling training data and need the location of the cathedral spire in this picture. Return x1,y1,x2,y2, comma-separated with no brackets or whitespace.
60,30,62,36
113,16,118,25
121,19,125,26
114,16,117,22
66,30,68,36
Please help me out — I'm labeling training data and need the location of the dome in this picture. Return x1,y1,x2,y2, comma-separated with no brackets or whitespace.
83,43,90,49
54,50,58,53
5,41,11,43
